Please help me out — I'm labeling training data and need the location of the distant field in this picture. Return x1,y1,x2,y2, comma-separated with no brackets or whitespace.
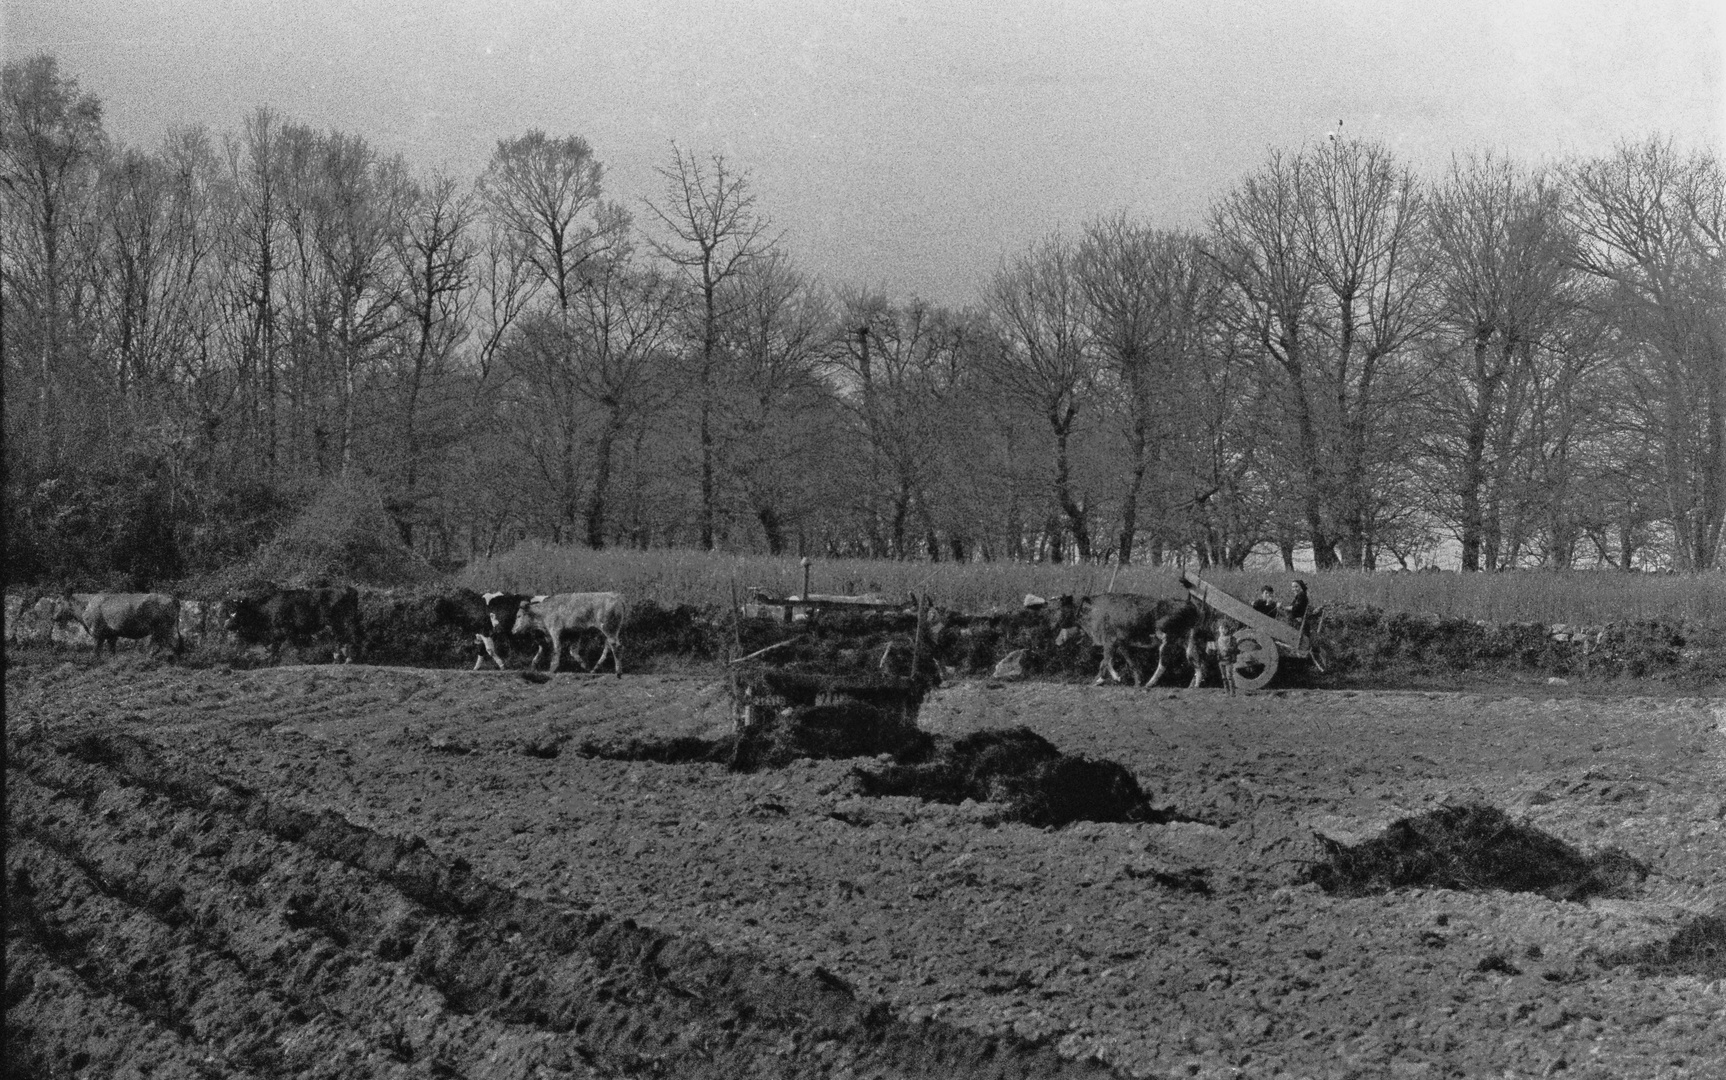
455,544,1726,626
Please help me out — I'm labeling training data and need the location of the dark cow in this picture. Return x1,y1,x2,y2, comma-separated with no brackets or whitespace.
433,589,532,669
223,585,362,663
511,592,627,675
44,592,184,659
1055,593,1207,688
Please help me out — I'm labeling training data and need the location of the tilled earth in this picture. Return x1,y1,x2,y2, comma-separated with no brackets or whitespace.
5,654,1724,1079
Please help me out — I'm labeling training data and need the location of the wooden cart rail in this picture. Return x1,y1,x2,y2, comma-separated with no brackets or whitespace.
1177,571,1327,691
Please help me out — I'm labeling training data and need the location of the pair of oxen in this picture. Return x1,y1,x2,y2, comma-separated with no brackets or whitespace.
30,586,364,663
33,587,627,675
1045,592,1214,687
439,589,627,675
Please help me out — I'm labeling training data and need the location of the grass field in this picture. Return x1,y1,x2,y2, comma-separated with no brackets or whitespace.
455,544,1726,626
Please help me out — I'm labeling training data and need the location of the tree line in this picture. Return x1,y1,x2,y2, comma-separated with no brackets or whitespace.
4,55,1723,587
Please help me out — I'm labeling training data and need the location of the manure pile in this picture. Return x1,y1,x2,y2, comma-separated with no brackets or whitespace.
579,680,1186,829
5,730,1113,1080
1304,803,1649,901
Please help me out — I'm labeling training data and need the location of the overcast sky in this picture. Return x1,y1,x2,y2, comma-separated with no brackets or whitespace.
6,0,1722,304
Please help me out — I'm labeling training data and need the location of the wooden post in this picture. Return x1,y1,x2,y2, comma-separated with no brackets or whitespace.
910,591,926,684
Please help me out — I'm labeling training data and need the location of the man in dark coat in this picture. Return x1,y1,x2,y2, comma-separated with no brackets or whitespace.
1251,586,1278,620
1285,580,1309,627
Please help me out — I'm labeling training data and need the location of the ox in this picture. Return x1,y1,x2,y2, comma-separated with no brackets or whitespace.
433,589,532,669
1055,593,1207,688
223,585,362,663
43,592,184,659
510,592,627,675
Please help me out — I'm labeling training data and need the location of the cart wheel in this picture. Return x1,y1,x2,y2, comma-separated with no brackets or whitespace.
1231,629,1279,691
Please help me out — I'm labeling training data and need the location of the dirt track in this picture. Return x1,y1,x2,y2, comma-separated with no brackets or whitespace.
6,655,1725,1079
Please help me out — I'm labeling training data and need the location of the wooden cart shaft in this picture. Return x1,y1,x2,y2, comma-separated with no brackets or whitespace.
1178,571,1308,653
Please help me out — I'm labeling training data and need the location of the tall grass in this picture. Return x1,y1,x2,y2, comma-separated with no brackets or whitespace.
455,543,1726,625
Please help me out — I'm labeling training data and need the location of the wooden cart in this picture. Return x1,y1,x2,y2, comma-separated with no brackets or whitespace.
1178,570,1328,691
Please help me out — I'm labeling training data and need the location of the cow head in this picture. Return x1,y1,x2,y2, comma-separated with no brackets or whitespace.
488,599,526,637
221,596,265,636
1046,594,1083,632
33,593,68,623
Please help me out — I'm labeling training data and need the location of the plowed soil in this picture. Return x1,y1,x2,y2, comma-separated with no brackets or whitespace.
6,654,1724,1080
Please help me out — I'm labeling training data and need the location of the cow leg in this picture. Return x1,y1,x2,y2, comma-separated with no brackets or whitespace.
1126,647,1148,686
1186,628,1206,688
600,634,623,677
1095,644,1116,685
1144,633,1172,687
575,630,599,672
547,629,563,673
474,632,505,670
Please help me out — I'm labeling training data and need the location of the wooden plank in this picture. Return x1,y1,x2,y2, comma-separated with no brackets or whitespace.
1179,572,1301,647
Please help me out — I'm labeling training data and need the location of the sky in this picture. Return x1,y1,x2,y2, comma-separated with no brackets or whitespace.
5,0,1723,305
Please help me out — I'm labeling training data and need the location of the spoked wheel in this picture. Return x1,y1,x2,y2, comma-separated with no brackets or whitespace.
1230,629,1280,691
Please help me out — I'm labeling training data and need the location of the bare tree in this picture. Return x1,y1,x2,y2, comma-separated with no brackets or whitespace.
216,107,293,474
478,130,625,314
384,170,475,545
1077,217,1222,563
831,293,971,558
713,252,833,553
503,255,682,548
645,147,776,550
1567,139,1726,570
985,232,1096,561
1,55,106,471
307,135,410,474
1210,137,1434,568
1426,153,1581,569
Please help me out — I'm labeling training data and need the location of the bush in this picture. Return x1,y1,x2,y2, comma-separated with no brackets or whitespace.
189,478,437,594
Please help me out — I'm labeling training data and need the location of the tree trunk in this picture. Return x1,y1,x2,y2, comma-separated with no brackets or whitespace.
1458,333,1508,572
1116,403,1148,564
756,502,785,555
1050,409,1091,562
585,412,620,549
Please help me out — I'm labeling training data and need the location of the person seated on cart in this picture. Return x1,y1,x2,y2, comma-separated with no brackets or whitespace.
1284,580,1309,627
1251,586,1278,620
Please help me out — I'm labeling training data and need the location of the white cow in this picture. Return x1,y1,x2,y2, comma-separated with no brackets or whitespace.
513,592,627,675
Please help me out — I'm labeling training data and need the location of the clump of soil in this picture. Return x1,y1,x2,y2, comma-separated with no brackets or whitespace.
1303,803,1648,900
856,727,1179,828
1603,908,1726,979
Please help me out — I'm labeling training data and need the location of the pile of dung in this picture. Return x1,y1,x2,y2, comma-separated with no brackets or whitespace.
1303,803,1648,900
1604,908,1726,979
576,735,727,767
731,699,934,772
855,726,1177,828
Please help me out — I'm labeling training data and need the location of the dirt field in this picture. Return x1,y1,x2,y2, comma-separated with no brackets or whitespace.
6,653,1724,1079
